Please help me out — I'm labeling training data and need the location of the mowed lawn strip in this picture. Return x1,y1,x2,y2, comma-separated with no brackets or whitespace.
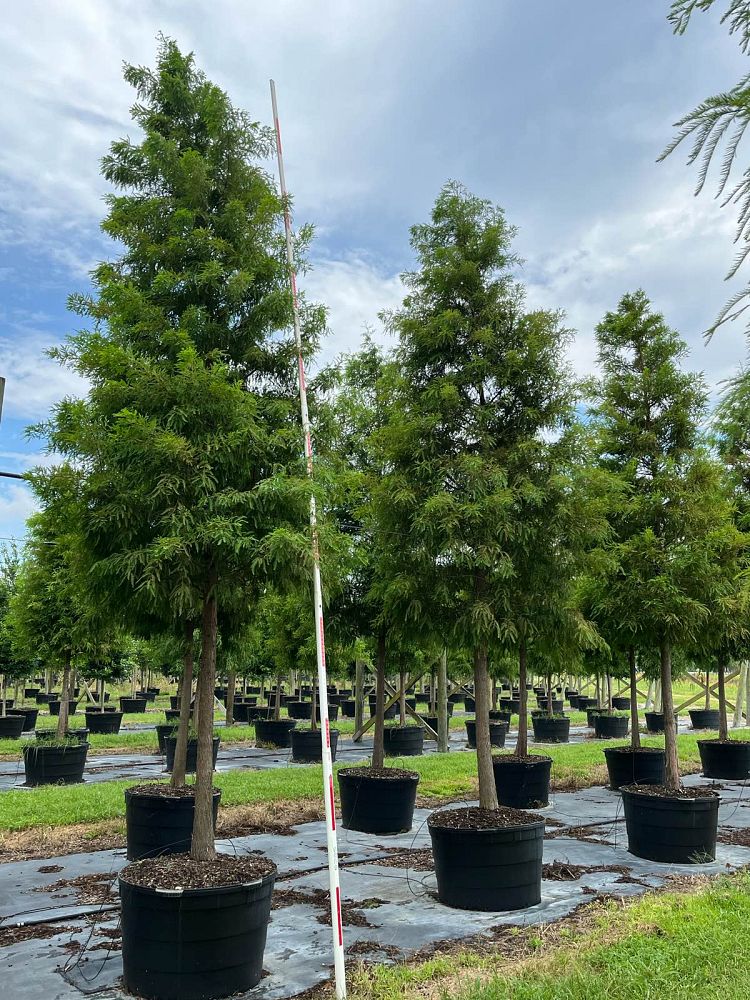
2,731,748,833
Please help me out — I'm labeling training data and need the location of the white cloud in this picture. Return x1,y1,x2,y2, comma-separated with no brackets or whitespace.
0,481,38,541
0,330,88,421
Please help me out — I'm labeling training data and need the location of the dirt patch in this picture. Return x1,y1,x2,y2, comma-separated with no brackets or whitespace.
33,871,118,905
542,861,631,881
217,799,323,838
718,827,750,847
0,923,78,947
347,939,402,959
272,886,386,927
38,864,64,873
376,848,434,872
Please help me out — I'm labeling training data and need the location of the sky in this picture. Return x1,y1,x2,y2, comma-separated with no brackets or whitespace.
0,0,748,540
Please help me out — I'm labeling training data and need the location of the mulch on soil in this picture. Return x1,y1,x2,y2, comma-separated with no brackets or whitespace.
621,783,719,799
337,766,419,780
125,782,218,798
428,806,541,830
33,871,117,905
0,923,78,947
120,852,277,891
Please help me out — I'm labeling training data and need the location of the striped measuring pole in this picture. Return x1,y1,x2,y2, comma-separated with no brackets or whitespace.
270,80,346,1000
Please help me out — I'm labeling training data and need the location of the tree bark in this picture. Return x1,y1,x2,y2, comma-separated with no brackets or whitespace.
399,669,406,727
546,671,553,717
660,639,679,792
191,583,218,862
0,675,6,717
274,673,282,720
437,648,448,753
372,627,386,769
515,640,528,757
733,662,745,728
474,642,498,810
353,659,364,742
629,647,641,750
311,680,318,733
225,668,236,727
56,654,71,739
718,653,728,742
606,673,612,712
171,622,194,788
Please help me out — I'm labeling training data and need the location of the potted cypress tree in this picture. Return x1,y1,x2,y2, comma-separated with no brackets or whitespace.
588,292,726,863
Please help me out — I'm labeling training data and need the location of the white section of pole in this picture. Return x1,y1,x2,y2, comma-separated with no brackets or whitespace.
270,79,347,1000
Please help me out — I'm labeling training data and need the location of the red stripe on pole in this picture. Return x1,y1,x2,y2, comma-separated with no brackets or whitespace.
329,774,336,830
319,615,326,664
335,887,343,945
326,718,331,749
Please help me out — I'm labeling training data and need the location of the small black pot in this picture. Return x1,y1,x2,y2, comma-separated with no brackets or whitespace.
0,714,25,738
164,736,220,773
85,710,123,735
23,741,88,786
156,723,179,753
383,726,424,757
368,699,398,720
290,728,340,763
287,700,312,720
689,709,720,731
448,692,464,703
422,715,439,736
254,718,296,748
587,708,605,727
9,707,38,732
137,690,157,703
429,812,544,911
165,708,194,723
645,711,678,734
500,698,520,714
169,695,181,710
698,739,750,780
594,714,629,739
48,699,78,717
577,696,598,711
621,786,719,864
35,692,57,704
568,694,580,709
338,768,419,834
612,696,631,711
24,688,39,699
532,715,570,743
464,696,476,712
125,787,221,860
535,698,564,713
119,864,275,1000
493,755,552,808
489,709,512,724
246,706,274,722
121,697,148,714
603,746,666,789
465,719,507,749
341,699,357,718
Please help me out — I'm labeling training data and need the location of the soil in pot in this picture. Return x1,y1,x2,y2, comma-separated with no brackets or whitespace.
428,806,544,911
290,728,340,763
120,697,148,714
85,710,123,735
531,714,570,743
689,708,720,730
0,714,25,738
125,784,221,861
698,738,750,780
493,753,552,808
465,718,507,748
338,766,419,834
383,725,424,757
119,852,276,1000
9,707,38,732
603,746,666,789
621,784,719,864
164,736,220,773
593,713,629,739
645,711,679,734
254,718,296,748
23,740,88,786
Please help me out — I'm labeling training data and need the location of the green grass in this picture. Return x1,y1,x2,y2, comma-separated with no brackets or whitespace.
2,730,749,833
350,872,750,1000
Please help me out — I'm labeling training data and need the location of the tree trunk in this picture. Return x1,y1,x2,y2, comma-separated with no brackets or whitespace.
171,623,194,788
191,584,218,862
372,627,386,769
718,654,728,742
399,669,406,727
606,673,612,711
515,640,528,757
274,673,282,721
0,675,6,717
474,642,498,810
733,662,745,728
546,671,553,717
225,668,236,727
429,670,436,715
437,648,448,753
56,654,72,739
745,664,750,727
644,679,654,712
353,659,364,743
595,673,601,707
311,680,318,734
660,639,679,792
629,647,641,750
491,677,497,711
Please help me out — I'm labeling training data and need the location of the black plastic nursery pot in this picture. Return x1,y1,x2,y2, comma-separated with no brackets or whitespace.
35,691,57,704
500,698,520,714
493,754,552,808
35,727,89,743
23,740,88,786
535,698,564,713
339,766,419,834
341,699,357,718
577,696,598,711
254,718,296,748
119,856,276,1000
531,714,570,743
156,723,179,753
48,699,78,717
290,728,340,763
383,725,424,757
121,697,148,714
621,785,719,864
287,700,312,720
698,739,750,780
169,695,180,710
428,807,544,911
125,786,221,860
464,696,476,712
422,715,439,736
368,699,398,720
164,736,220,774
586,708,605,727
24,688,39,699
465,719,508,749
689,708,720,730
0,714,25,738
9,707,38,732
612,696,631,711
593,713,629,739
85,710,123,735
137,690,157,703
603,746,666,790
645,711,678,734
489,709,512,723
246,706,274,722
